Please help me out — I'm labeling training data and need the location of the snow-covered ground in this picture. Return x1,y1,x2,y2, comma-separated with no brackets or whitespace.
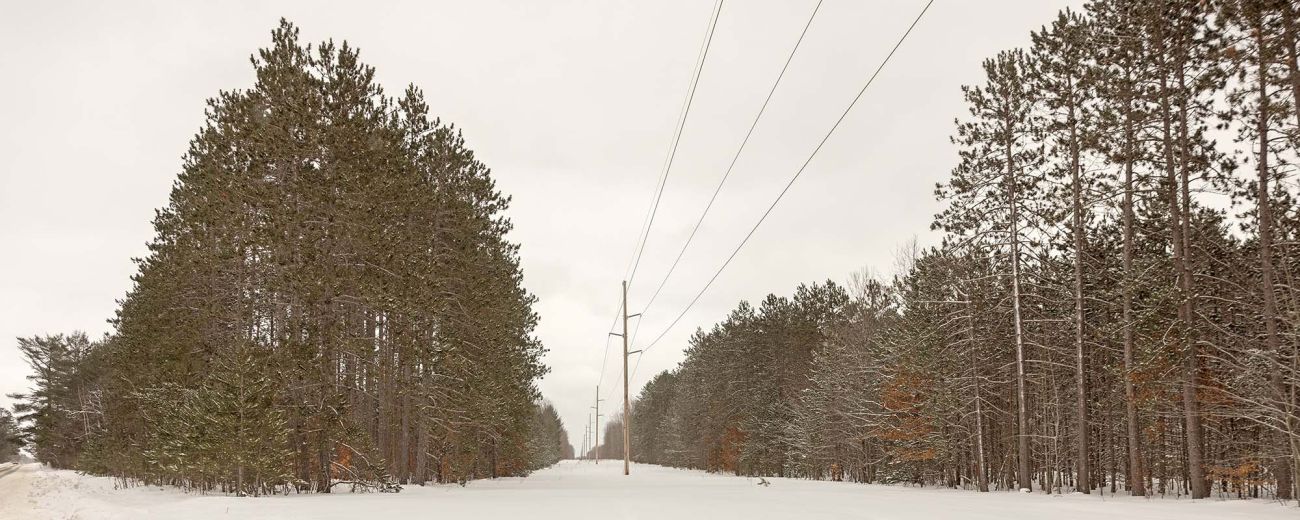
0,459,1292,519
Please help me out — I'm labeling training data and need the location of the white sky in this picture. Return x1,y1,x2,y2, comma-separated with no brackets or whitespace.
0,0,1081,451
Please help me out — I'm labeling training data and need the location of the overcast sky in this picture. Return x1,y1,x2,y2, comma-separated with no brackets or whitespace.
0,0,1081,451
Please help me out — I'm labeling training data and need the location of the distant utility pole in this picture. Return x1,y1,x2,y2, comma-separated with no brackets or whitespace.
592,387,604,464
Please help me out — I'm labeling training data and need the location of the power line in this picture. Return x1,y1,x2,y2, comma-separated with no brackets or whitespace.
595,300,621,392
634,0,825,331
618,29,702,285
634,0,935,364
625,0,724,289
597,0,724,394
627,0,825,383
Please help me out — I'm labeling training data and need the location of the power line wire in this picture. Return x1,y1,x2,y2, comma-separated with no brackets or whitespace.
627,0,824,382
618,33,702,285
633,0,825,337
598,0,724,393
634,0,935,366
625,0,725,290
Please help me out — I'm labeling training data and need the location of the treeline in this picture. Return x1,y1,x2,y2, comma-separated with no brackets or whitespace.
8,20,565,495
530,402,576,469
0,408,19,463
630,0,1300,499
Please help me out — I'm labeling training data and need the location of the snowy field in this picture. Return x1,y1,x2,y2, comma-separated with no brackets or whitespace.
0,460,1292,520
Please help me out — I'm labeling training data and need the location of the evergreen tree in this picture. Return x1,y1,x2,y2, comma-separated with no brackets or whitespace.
935,48,1045,492
15,20,546,493
9,332,100,470
0,409,22,462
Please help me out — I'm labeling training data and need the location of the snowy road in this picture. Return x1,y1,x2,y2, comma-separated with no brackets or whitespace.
0,460,1292,519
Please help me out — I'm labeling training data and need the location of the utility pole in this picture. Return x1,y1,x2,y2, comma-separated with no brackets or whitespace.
605,282,641,475
614,280,642,476
592,387,604,464
621,281,632,476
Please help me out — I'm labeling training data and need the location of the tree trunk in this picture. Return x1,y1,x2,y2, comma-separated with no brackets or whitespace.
1164,45,1207,499
1120,70,1147,497
970,300,989,492
1068,84,1090,494
1252,13,1293,501
1008,135,1033,492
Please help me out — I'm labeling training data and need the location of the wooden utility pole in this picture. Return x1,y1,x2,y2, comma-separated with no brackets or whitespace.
592,388,604,464
608,281,642,476
621,281,632,476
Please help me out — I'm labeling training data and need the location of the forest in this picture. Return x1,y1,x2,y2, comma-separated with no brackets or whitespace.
7,21,570,495
619,0,1300,499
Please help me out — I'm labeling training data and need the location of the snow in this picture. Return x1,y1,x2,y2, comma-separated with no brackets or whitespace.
0,460,1292,519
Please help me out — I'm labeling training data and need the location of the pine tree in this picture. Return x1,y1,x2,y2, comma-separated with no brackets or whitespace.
1031,9,1098,492
935,48,1045,491
9,332,99,469
0,409,22,462
16,19,546,492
